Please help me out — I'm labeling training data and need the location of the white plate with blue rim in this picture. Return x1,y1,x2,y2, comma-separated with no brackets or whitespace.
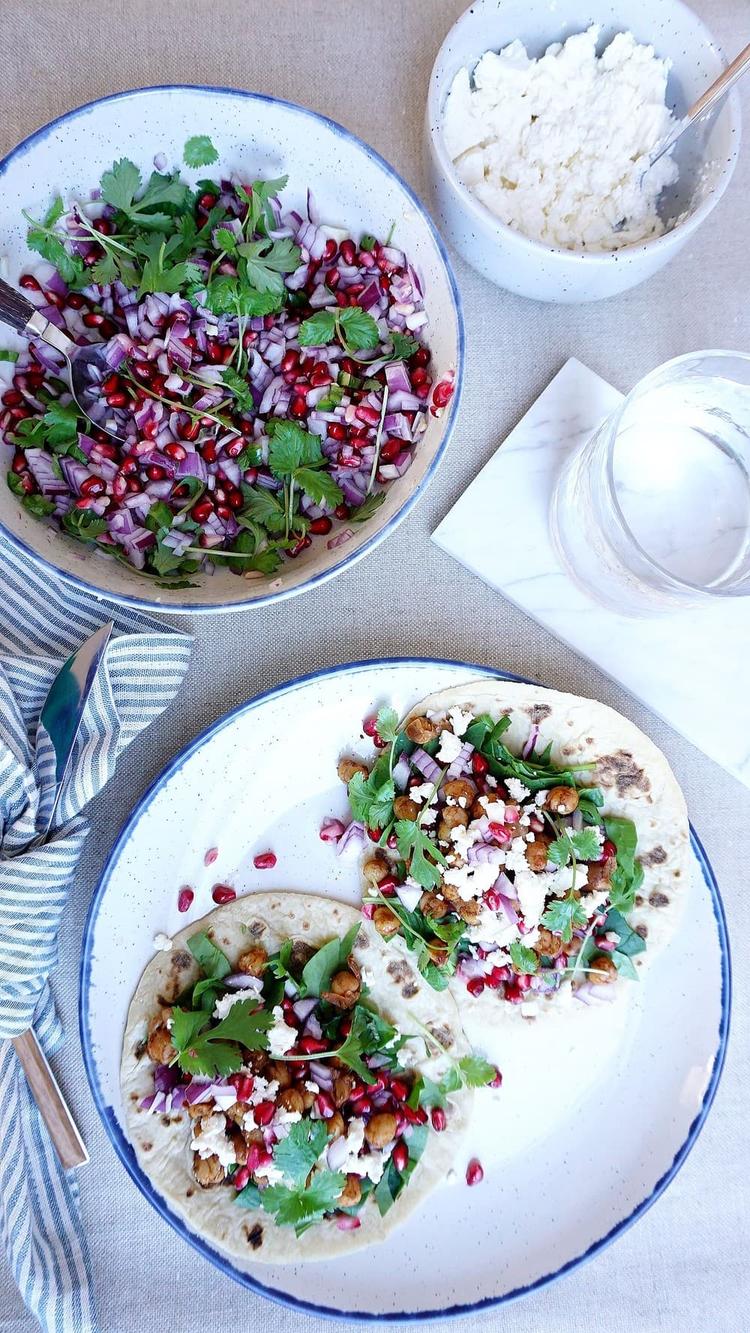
80,658,729,1320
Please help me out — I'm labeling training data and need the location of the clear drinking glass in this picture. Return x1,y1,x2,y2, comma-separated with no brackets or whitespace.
549,351,750,616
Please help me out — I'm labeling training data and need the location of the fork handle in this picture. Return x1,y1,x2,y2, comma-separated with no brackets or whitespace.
12,1029,89,1170
0,276,37,334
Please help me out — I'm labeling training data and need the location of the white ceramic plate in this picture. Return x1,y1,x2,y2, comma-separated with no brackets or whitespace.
0,87,463,613
81,660,729,1320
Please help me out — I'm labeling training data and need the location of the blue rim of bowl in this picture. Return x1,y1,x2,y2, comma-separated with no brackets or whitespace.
0,86,465,615
80,657,731,1322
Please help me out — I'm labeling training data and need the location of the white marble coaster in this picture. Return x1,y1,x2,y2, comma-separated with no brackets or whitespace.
433,357,750,788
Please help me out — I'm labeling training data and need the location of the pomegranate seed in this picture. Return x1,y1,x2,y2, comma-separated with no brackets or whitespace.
411,367,428,386
180,419,201,443
309,516,332,535
413,345,431,367
125,477,142,494
2,390,23,407
368,826,382,842
328,421,346,441
484,890,502,912
198,191,217,209
366,1075,387,1094
74,497,95,510
212,883,236,905
334,503,350,520
280,349,299,373
224,437,245,458
288,534,311,558
177,886,194,913
83,249,101,268
216,504,231,521
191,498,213,523
386,832,398,850
504,805,520,824
290,395,307,418
93,440,118,460
488,822,511,844
19,274,41,291
361,901,375,920
335,1213,361,1230
230,1073,255,1102
298,1036,328,1055
391,1140,408,1172
146,464,166,481
347,1083,367,1103
11,451,27,474
340,238,356,265
432,378,455,409
80,476,105,497
378,876,397,897
339,357,357,376
16,472,34,493
489,1067,503,1088
389,1079,409,1102
67,292,86,310
355,404,380,426
505,983,524,1004
466,1158,484,1187
102,373,121,394
233,1165,251,1191
82,311,104,328
379,437,401,463
430,1107,447,1132
466,977,485,997
471,753,489,776
120,457,138,476
93,217,113,236
355,1096,372,1115
163,441,187,461
315,1092,335,1119
601,839,617,861
363,716,378,737
310,364,331,387
401,1103,427,1125
253,1100,276,1126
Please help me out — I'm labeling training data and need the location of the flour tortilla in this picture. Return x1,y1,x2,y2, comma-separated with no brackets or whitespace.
405,680,689,968
121,892,472,1266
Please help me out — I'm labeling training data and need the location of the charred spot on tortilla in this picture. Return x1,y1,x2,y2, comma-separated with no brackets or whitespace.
246,1223,264,1249
640,846,667,867
597,750,650,797
635,924,648,939
161,1115,171,1127
527,703,552,723
401,980,419,999
142,1141,152,1152
649,890,670,907
427,1022,454,1050
387,958,416,987
134,1039,147,1061
248,920,267,939
635,894,645,908
186,1187,194,1198
170,948,192,970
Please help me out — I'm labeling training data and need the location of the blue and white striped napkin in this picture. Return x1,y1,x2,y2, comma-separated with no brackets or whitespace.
0,536,191,1333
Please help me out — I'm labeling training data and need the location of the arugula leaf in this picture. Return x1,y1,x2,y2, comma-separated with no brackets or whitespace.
267,420,322,475
0,349,19,363
509,941,539,975
300,923,360,999
347,769,395,830
261,1170,345,1234
239,486,287,533
376,707,399,745
604,908,647,957
373,1122,428,1217
183,135,219,168
604,817,643,914
395,819,447,891
220,366,255,415
187,931,232,980
389,332,419,360
235,1181,262,1209
349,492,386,523
540,892,588,944
272,1120,329,1188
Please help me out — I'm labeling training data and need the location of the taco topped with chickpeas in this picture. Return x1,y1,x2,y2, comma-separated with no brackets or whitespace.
121,893,496,1265
331,681,689,1017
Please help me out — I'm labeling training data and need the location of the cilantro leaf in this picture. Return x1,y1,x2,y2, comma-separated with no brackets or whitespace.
187,931,232,980
268,420,322,476
169,1007,210,1053
376,707,399,744
272,1120,328,1188
202,276,284,317
100,158,142,211
338,306,379,351
173,999,273,1077
300,923,360,998
509,941,539,975
395,819,447,891
389,332,419,360
261,1170,345,1234
347,769,395,830
239,486,287,533
456,1055,498,1087
298,310,337,347
349,492,386,524
22,494,56,518
293,467,342,508
238,236,301,296
61,509,107,541
25,221,84,287
540,892,588,944
570,827,603,861
183,135,219,168
334,1004,381,1081
220,366,255,415
214,226,238,254
42,400,80,447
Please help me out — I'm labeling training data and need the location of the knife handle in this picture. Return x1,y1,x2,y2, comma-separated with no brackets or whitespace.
12,1029,89,1170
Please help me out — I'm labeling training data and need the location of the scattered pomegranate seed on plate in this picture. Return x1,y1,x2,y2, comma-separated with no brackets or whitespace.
253,851,277,870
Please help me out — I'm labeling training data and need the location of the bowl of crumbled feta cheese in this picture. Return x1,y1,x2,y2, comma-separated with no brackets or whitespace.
425,0,741,302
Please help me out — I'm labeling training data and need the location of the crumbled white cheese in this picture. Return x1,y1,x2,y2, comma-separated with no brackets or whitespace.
241,1075,280,1129
450,822,482,859
442,25,678,251
213,987,262,1021
267,1004,297,1057
190,1113,236,1168
410,780,437,805
396,1035,427,1069
437,729,465,764
253,1160,285,1185
304,1080,320,1094
272,1108,303,1140
421,807,438,827
505,778,531,802
444,858,500,900
548,864,589,896
513,864,548,929
480,797,506,823
152,933,172,952
467,908,518,949
504,836,532,875
447,706,473,738
535,790,548,806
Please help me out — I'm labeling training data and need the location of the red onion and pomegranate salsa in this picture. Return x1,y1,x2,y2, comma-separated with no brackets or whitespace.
139,923,494,1234
331,705,647,1011
0,135,452,584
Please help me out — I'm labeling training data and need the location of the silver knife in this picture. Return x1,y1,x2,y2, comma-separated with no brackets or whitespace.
11,621,114,1169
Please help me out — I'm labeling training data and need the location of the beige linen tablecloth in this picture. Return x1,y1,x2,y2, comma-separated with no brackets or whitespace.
0,2,748,1329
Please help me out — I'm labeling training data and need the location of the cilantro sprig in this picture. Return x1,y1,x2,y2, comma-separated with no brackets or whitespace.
298,305,379,355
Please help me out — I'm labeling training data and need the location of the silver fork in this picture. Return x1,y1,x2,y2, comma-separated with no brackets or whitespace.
0,276,124,439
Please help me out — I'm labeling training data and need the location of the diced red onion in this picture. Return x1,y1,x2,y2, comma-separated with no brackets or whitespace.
522,725,539,760
411,748,441,783
336,819,365,856
446,740,474,778
293,998,318,1023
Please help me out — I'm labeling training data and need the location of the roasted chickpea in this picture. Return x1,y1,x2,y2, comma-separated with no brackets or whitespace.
224,1100,248,1125
427,940,449,967
146,1024,175,1064
588,953,618,984
534,927,563,958
338,1174,362,1208
362,853,390,887
419,891,450,920
244,1049,270,1075
244,1127,265,1147
327,1111,346,1139
545,786,579,816
441,883,481,924
192,1153,225,1187
364,1112,398,1149
337,756,370,785
525,835,551,872
326,969,360,1008
186,1100,214,1120
373,905,400,939
443,778,476,805
470,798,486,820
333,1072,357,1107
266,1060,293,1090
300,1085,317,1111
227,1124,248,1164
585,857,616,892
236,945,267,977
393,795,420,821
279,1087,305,1114
289,940,316,977
437,807,469,842
405,715,438,745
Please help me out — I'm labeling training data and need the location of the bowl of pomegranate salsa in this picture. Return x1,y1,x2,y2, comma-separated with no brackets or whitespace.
122,894,494,1261
331,681,689,1010
0,87,462,611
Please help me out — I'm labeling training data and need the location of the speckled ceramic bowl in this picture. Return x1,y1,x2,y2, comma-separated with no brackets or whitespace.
0,86,463,613
425,0,741,303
